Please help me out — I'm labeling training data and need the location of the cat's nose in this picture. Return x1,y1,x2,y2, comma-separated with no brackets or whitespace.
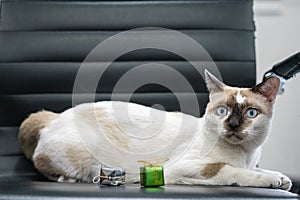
228,117,240,131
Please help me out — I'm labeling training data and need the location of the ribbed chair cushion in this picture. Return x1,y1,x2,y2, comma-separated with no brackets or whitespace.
3,1,292,200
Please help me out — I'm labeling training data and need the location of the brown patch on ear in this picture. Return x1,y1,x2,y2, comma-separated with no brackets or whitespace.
201,163,226,179
34,154,64,181
251,77,280,104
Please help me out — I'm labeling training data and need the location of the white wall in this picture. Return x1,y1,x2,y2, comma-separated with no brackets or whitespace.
254,0,300,175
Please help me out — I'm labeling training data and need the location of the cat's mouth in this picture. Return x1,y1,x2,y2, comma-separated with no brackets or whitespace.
223,132,244,144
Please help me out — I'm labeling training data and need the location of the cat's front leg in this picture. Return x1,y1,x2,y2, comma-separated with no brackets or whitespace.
167,163,289,190
203,164,291,190
254,168,292,191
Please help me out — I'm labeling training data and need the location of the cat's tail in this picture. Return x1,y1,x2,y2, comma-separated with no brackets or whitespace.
18,110,59,160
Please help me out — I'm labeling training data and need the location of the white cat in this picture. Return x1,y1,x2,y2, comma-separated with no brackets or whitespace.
19,71,292,190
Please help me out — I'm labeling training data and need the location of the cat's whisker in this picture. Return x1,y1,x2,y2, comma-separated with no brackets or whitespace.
244,136,263,147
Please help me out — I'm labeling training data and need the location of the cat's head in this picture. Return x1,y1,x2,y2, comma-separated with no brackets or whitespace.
204,70,280,148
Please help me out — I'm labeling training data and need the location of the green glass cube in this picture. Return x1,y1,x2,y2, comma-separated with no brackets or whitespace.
140,166,165,187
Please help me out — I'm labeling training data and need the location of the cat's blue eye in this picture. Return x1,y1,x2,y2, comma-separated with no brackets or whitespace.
246,108,259,118
216,106,227,116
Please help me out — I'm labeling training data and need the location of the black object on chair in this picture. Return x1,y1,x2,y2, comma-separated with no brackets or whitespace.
264,52,300,94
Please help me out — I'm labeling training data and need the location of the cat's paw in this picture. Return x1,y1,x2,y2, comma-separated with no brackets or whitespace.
255,169,292,191
277,173,292,191
256,173,282,189
261,170,292,191
257,173,292,191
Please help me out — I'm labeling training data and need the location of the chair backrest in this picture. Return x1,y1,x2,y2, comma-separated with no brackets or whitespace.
0,0,255,180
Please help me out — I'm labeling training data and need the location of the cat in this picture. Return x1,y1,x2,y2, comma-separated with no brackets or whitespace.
18,70,292,190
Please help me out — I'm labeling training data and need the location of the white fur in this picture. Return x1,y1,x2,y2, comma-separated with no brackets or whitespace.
236,89,247,104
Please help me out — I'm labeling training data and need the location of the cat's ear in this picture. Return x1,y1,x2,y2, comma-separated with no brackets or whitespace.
204,70,225,94
251,77,280,104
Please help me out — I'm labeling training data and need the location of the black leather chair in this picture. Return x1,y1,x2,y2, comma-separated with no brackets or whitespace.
0,0,298,199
